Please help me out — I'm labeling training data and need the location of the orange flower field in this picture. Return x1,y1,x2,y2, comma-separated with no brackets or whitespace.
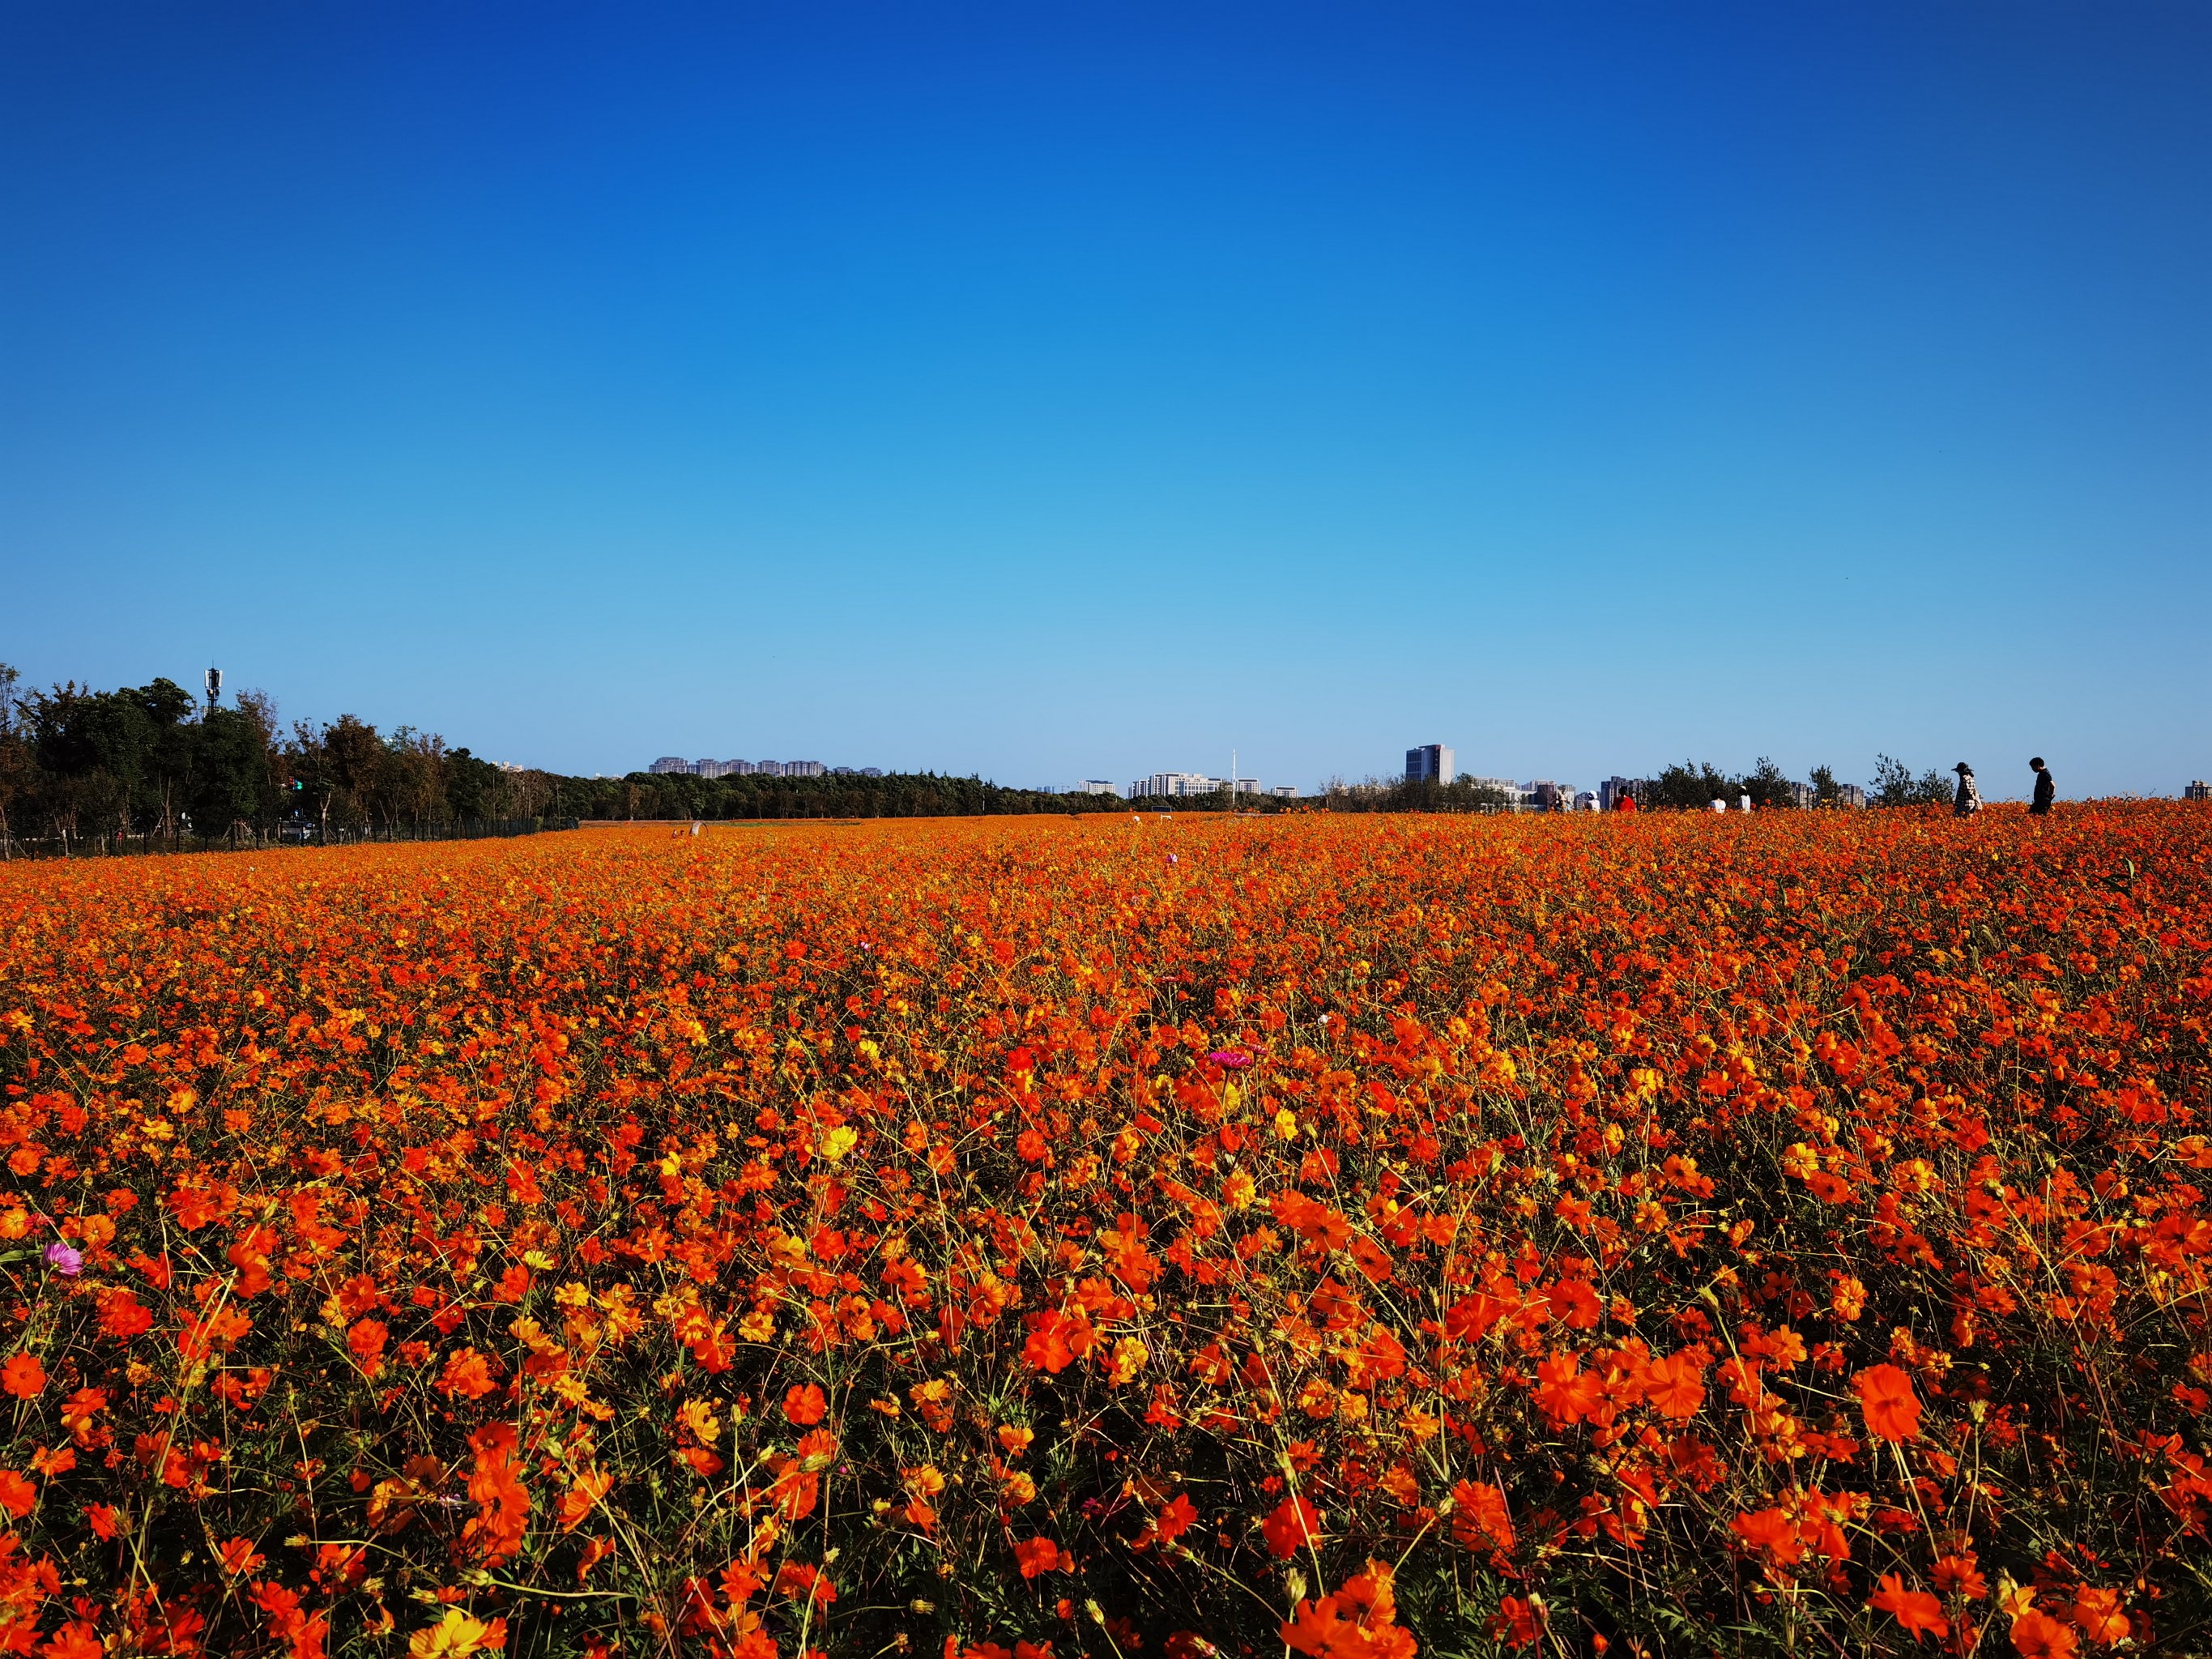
1,808,2209,1657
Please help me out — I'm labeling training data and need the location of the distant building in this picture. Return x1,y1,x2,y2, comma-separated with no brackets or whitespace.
830,766,855,776
1406,744,1455,785
861,768,884,778
1465,776,1524,807
1229,778,1267,796
1130,772,1221,799
1075,779,1121,795
647,757,767,776
1785,781,1818,809
1525,780,1574,811
2186,781,2210,802
783,761,825,778
1269,784,1298,799
1836,784,1866,808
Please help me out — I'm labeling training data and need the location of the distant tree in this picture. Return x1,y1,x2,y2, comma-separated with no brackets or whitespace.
381,727,450,829
1871,754,1950,808
1809,764,1839,808
26,682,143,843
321,715,384,830
1743,756,1796,809
445,748,501,821
1647,760,1731,811
137,680,198,842
0,663,26,855
283,720,334,835
188,706,270,845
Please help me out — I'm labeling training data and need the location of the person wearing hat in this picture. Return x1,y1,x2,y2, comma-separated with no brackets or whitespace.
1953,761,1983,817
2030,757,2055,816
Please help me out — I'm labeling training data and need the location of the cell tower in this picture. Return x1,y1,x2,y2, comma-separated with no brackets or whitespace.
204,667,223,711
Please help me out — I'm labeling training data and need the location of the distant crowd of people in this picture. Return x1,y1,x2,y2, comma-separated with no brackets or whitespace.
1610,758,2057,816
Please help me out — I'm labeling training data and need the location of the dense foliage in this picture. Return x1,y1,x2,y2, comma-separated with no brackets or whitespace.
558,773,1141,825
0,668,559,851
0,805,2207,1657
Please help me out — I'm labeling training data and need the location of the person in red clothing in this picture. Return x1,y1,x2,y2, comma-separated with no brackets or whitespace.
1615,787,1638,813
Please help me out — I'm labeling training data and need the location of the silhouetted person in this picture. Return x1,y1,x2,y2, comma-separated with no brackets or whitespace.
1953,761,1982,817
2030,757,2055,815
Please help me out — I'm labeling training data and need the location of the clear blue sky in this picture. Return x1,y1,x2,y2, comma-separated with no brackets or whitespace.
4,3,2206,797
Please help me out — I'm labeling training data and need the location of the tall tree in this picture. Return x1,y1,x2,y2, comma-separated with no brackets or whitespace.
0,663,25,855
321,715,384,830
188,706,271,845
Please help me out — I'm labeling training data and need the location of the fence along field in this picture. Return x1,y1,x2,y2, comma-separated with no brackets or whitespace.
0,808,2206,1657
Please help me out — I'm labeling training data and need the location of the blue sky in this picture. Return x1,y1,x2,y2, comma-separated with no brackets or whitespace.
3,2,2206,797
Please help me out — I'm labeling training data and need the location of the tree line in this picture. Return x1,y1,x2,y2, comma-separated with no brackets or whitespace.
567,770,1146,822
1315,757,1954,814
1639,756,1952,809
0,663,560,855
0,662,1187,856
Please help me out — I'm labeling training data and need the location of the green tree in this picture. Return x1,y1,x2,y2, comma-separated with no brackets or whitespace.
445,748,501,822
0,663,27,855
1648,760,1731,810
379,727,450,830
1742,756,1796,809
321,714,384,830
188,706,271,845
1872,755,1950,808
135,679,199,842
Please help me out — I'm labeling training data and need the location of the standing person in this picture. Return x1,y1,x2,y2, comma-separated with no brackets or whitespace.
2030,757,2055,815
1738,790,1753,813
1615,787,1638,813
1953,762,1983,817
1710,794,1728,813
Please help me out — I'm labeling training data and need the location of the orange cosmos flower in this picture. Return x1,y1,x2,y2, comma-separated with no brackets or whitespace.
1854,1363,1922,1442
1870,1574,1948,1641
0,1354,45,1399
1262,1495,1322,1559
